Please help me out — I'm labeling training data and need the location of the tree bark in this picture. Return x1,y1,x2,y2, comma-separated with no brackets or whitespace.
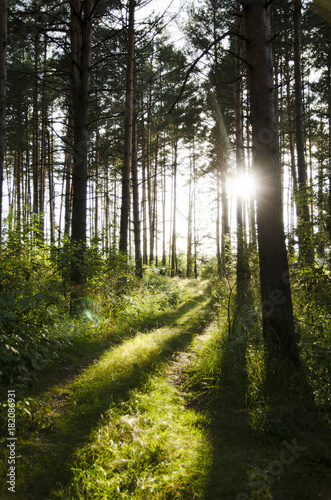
47,130,55,244
162,142,166,267
0,0,7,252
243,0,300,365
293,0,313,265
235,5,248,289
64,114,74,238
216,164,221,275
171,132,178,277
32,27,40,221
187,155,193,278
327,26,331,245
70,0,93,284
131,64,142,278
119,0,135,255
141,106,148,265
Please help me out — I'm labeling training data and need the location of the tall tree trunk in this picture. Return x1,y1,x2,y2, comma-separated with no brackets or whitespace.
187,155,193,278
246,115,257,249
327,26,331,245
0,0,7,252
216,165,221,275
162,144,166,267
131,66,142,277
285,57,298,193
235,6,248,289
171,132,178,277
113,173,118,253
70,0,93,284
293,0,313,265
193,155,198,279
243,0,300,365
15,110,22,226
220,148,230,261
146,103,152,264
141,107,148,265
47,130,55,244
119,0,135,255
94,124,100,239
32,28,40,222
213,9,230,271
150,132,159,265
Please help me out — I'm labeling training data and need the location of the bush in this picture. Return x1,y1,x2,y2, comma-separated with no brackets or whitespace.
0,248,68,388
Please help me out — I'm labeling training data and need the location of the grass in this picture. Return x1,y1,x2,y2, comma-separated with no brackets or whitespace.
181,303,331,500
0,279,214,499
66,377,211,499
1,278,331,499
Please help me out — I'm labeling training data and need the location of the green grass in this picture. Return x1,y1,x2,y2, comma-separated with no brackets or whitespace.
181,302,331,500
1,278,331,500
66,377,211,499
0,279,213,499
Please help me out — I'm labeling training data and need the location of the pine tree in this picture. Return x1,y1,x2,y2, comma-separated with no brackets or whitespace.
243,0,300,365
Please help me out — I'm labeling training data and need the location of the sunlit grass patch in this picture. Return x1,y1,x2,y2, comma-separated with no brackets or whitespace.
66,376,211,499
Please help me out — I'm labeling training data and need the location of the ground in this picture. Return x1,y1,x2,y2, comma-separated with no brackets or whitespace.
1,280,331,499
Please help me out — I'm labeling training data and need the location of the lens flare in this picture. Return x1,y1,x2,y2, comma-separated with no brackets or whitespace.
231,173,256,199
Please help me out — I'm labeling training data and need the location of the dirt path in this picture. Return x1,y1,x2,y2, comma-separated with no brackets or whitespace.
0,281,214,499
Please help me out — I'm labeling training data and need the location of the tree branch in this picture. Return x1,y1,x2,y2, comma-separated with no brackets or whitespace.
226,49,251,67
169,30,236,113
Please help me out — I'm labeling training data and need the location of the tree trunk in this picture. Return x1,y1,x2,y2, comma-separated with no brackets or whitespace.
216,165,221,275
235,7,248,289
64,114,73,238
150,132,159,265
32,28,40,221
0,0,7,252
293,0,313,265
141,107,148,265
119,0,135,255
243,0,300,365
285,57,298,194
162,143,166,267
47,130,55,244
70,0,93,284
327,26,331,245
131,65,142,278
171,132,178,277
187,155,193,278
94,124,100,239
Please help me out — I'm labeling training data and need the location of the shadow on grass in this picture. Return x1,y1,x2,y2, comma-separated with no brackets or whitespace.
2,291,212,500
195,331,331,500
198,329,253,499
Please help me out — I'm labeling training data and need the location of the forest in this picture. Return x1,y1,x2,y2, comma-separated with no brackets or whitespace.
0,0,331,498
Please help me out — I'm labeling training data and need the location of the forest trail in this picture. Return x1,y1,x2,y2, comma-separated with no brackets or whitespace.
1,280,215,499
2,279,331,499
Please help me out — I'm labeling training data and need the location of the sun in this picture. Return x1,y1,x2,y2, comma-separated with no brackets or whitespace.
231,172,256,199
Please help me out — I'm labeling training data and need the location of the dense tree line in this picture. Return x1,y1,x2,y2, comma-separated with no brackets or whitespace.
0,0,330,367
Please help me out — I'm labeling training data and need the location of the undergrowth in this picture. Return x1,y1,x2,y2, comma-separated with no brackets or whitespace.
65,377,211,499
188,265,331,435
0,239,182,439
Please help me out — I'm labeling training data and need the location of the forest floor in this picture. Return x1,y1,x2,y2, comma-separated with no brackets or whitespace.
1,279,331,499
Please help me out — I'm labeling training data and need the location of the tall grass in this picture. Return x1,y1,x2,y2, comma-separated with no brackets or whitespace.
66,377,211,499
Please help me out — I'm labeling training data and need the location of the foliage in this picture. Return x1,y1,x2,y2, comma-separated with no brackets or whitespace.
0,234,184,391
0,244,68,388
291,262,331,415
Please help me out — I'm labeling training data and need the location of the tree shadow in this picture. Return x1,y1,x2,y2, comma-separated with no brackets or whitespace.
196,329,253,499
195,327,331,500
3,291,211,500
263,362,331,500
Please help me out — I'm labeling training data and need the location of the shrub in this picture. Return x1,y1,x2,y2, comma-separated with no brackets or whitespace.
0,245,68,387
